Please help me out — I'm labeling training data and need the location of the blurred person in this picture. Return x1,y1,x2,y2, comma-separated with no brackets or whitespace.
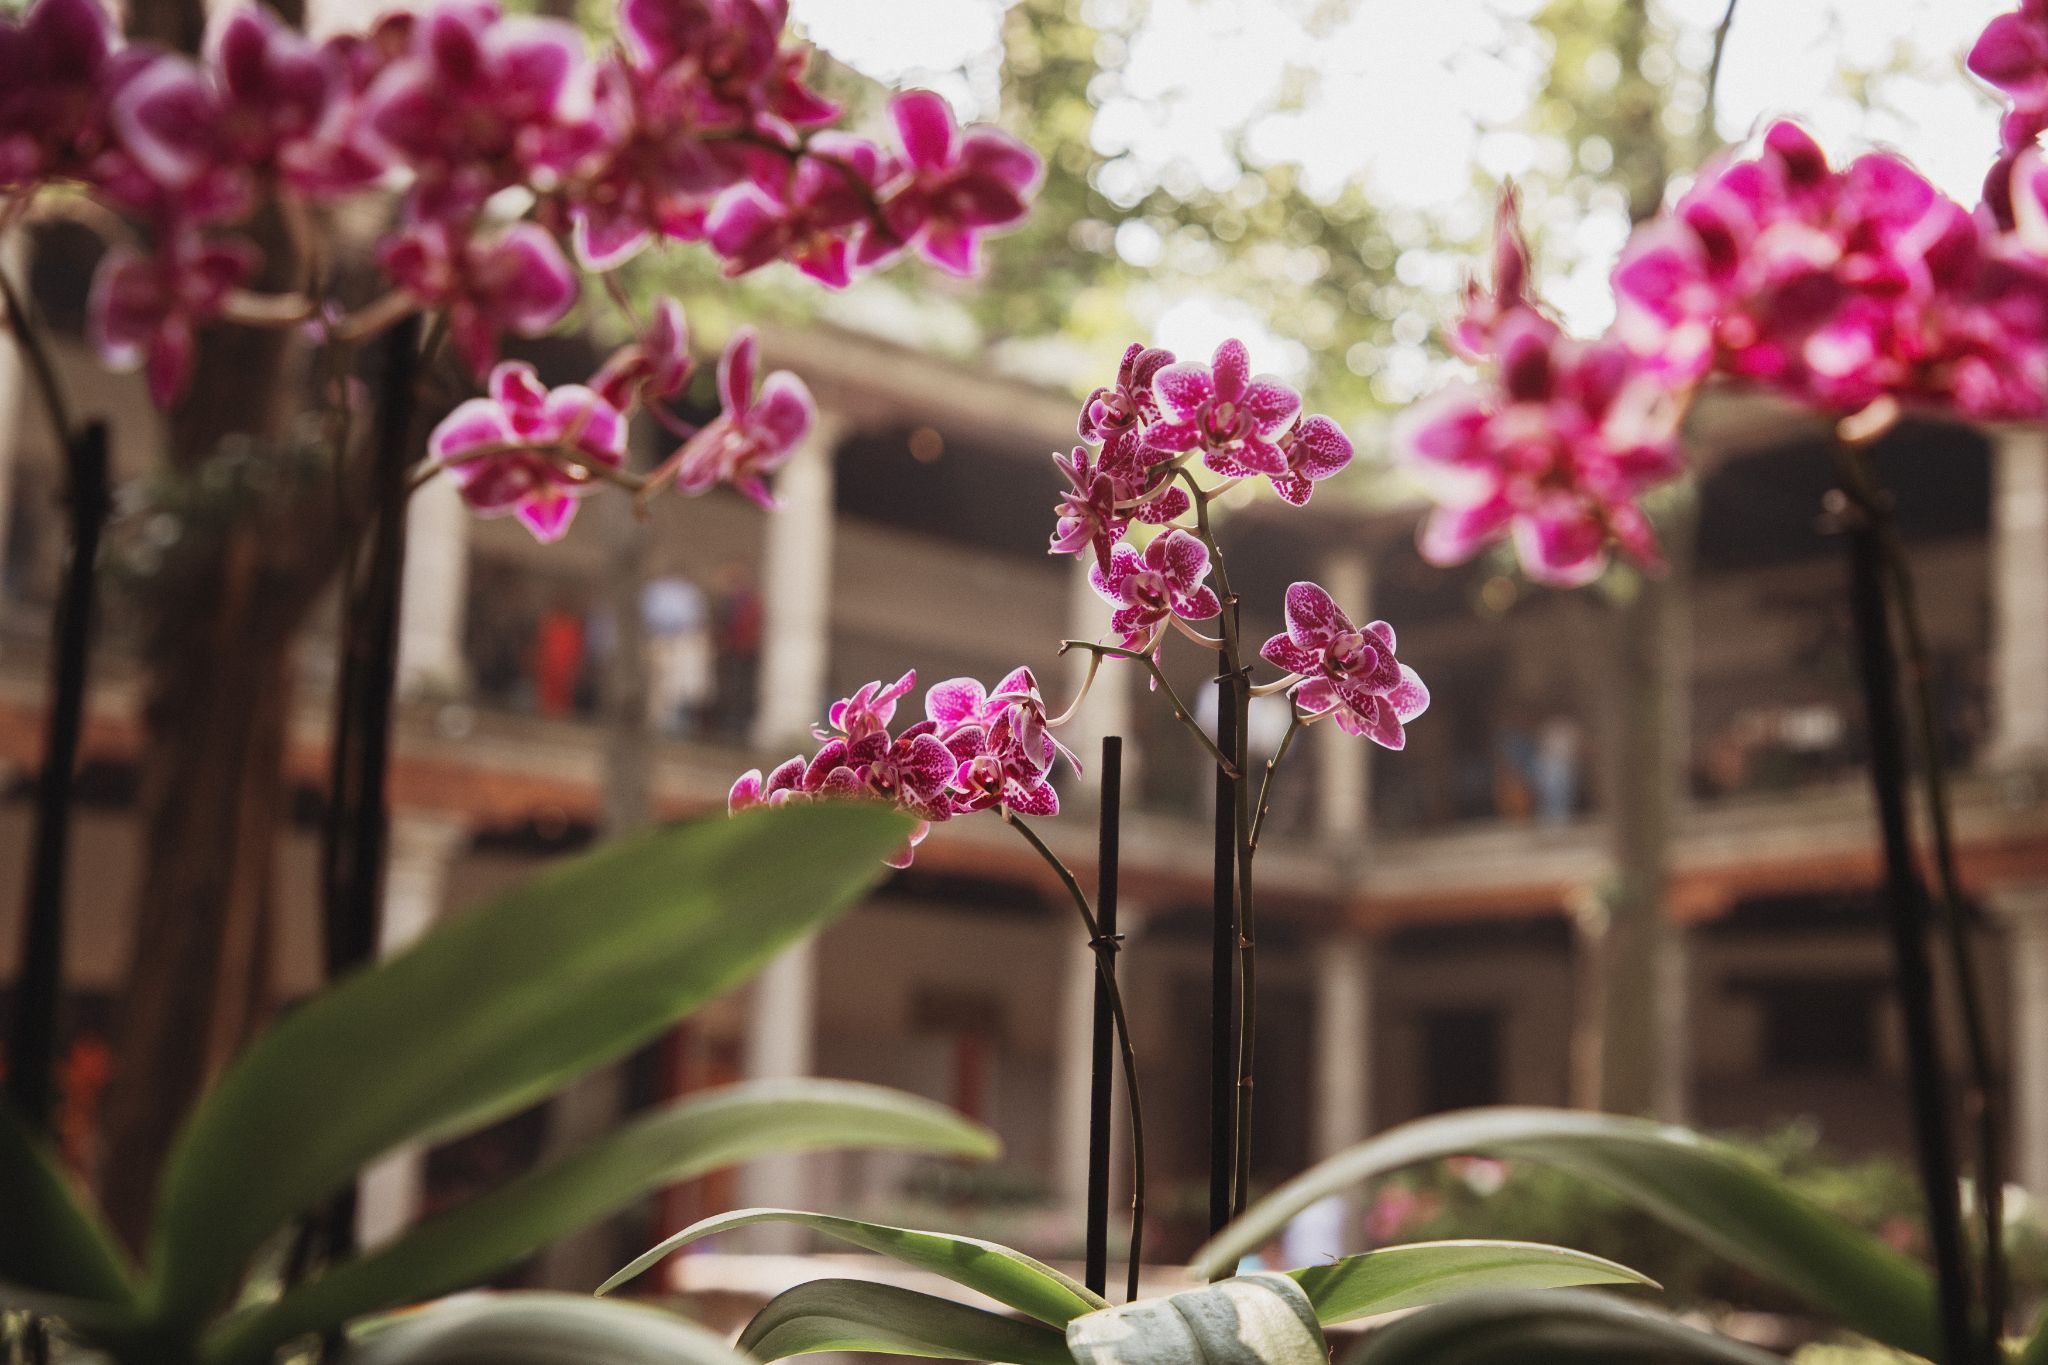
1533,714,1582,824
531,596,586,718
712,562,762,737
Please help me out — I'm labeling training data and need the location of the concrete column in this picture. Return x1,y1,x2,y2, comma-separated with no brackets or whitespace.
736,939,818,1245
1312,932,1375,1159
752,414,843,749
1315,549,1372,843
1997,884,2048,1194
1990,428,2048,770
396,471,472,698
356,812,471,1249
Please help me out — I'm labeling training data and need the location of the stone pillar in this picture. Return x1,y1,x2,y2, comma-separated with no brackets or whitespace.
736,939,818,1246
396,471,472,699
752,414,843,749
1312,933,1374,1159
1989,428,2048,771
1997,884,2048,1194
356,812,471,1249
1315,549,1372,842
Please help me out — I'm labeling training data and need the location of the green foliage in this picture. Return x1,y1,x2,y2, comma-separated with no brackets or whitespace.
342,1292,755,1365
1340,1289,1789,1365
1065,1273,1327,1365
1288,1240,1652,1325
2,805,968,1365
603,1208,1105,1324
209,1082,992,1364
738,1278,1074,1365
1194,1108,1940,1359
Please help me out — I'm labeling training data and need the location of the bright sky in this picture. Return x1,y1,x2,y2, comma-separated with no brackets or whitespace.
793,0,2012,369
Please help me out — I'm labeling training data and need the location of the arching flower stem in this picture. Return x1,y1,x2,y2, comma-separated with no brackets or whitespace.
1060,639,1237,776
1248,706,1306,853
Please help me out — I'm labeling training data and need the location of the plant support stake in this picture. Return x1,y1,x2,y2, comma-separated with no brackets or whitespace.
6,422,110,1133
1085,736,1122,1299
1835,487,1980,1365
1209,672,1239,1239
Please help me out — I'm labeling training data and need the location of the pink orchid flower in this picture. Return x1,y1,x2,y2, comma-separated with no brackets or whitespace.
88,231,258,406
1048,445,1190,572
1089,528,1221,652
1268,414,1354,507
859,89,1041,276
589,295,691,410
362,0,600,221
0,0,119,193
1145,339,1302,480
1453,186,1542,363
1081,342,1176,468
427,360,626,542
927,666,1075,816
1261,581,1430,750
667,327,814,507
821,670,917,744
1398,312,1682,588
378,221,578,377
708,134,890,287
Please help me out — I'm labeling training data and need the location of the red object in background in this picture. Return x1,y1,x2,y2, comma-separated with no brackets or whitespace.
532,609,585,716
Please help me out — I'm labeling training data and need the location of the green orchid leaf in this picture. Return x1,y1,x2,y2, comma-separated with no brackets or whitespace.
207,1080,992,1363
1066,1273,1326,1365
339,1291,754,1365
602,1208,1103,1326
737,1278,1072,1365
1193,1107,1938,1359
1339,1289,1787,1365
149,802,910,1330
1287,1239,1653,1325
0,1100,135,1306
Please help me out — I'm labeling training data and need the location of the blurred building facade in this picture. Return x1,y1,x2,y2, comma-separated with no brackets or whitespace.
2,298,2048,1273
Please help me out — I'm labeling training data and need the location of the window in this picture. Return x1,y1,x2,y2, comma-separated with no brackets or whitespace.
1753,977,1880,1075
1419,1007,1504,1114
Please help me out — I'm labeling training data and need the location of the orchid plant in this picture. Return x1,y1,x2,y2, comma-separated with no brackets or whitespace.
1,0,1041,537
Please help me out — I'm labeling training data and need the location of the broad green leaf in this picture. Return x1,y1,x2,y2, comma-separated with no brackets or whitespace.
1287,1240,1653,1325
206,1080,993,1364
737,1278,1072,1365
1192,1107,1938,1359
340,1291,753,1365
0,1100,134,1305
149,803,910,1330
1340,1289,1787,1365
1066,1273,1326,1365
601,1208,1104,1325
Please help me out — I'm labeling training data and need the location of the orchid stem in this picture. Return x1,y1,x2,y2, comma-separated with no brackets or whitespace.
1006,814,1146,1304
1248,710,1305,852
1061,640,1237,776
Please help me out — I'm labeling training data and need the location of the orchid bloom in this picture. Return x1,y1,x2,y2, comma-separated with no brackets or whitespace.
590,295,691,410
1261,582,1430,750
928,667,1074,816
1089,528,1222,652
427,360,626,541
1081,343,1175,469
1145,339,1303,479
667,327,815,507
378,221,578,377
860,90,1041,275
1970,0,2048,222
0,0,118,194
708,134,891,287
361,0,600,222
1399,312,1681,588
1048,444,1190,572
88,232,257,406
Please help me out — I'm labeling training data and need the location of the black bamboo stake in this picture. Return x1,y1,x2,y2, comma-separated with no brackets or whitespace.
6,422,109,1133
1085,737,1122,1298
1209,673,1239,1239
308,315,423,1313
1834,488,1978,1365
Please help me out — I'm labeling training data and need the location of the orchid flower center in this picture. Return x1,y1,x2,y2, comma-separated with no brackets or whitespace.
1327,630,1371,675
